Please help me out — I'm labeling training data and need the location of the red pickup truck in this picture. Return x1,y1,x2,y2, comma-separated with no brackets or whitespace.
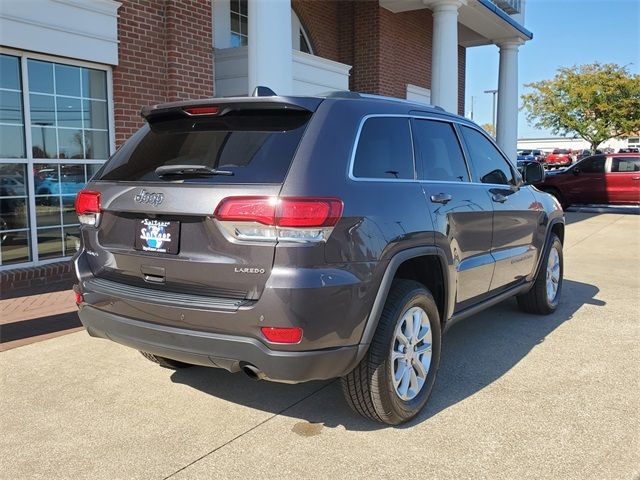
535,153,640,208
545,148,573,168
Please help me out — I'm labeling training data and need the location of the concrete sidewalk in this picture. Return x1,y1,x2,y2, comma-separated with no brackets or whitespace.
1,212,639,480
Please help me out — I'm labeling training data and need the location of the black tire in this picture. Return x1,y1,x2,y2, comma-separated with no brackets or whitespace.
341,280,442,425
139,351,192,369
517,234,563,315
544,187,569,210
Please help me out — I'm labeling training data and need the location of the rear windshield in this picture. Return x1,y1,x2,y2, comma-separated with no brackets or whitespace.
94,111,311,184
553,149,570,154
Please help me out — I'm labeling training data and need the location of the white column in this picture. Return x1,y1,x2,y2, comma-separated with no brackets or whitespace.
213,0,232,49
248,0,292,96
496,40,523,161
428,0,465,113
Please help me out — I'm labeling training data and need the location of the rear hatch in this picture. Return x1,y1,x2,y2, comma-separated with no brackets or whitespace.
81,98,319,302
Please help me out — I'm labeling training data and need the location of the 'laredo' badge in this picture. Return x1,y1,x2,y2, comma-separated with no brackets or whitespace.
235,267,266,274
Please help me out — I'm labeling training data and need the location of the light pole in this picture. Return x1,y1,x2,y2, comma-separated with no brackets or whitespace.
484,89,498,136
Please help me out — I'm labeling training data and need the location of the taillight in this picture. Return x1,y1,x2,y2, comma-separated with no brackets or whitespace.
261,327,303,344
75,190,101,226
277,198,342,227
215,196,277,225
214,196,343,243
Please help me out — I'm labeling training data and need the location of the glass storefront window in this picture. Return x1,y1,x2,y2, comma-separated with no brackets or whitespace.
0,163,31,265
27,60,109,161
0,54,25,159
0,52,111,268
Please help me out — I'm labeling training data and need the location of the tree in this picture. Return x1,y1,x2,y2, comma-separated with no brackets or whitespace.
480,123,495,138
521,63,640,152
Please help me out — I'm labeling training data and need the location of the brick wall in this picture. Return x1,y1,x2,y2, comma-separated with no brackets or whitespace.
292,0,340,62
295,0,463,110
113,0,213,147
378,7,433,98
0,261,74,298
165,0,214,101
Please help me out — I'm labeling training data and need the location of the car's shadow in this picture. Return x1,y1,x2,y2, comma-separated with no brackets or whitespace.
170,279,603,431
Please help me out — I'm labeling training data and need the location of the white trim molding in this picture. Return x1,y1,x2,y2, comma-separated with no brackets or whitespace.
214,47,351,97
406,84,432,105
0,0,121,65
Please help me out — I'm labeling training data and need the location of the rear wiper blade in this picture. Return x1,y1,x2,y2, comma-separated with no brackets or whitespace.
155,165,234,177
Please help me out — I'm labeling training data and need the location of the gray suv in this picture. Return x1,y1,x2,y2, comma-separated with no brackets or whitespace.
74,92,564,425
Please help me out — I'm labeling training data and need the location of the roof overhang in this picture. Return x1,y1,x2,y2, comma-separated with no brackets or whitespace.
379,0,533,48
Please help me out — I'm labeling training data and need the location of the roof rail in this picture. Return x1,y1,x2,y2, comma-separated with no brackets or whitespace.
322,91,446,112
359,93,446,111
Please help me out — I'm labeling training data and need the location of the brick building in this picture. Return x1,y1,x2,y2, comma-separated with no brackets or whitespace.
0,0,531,281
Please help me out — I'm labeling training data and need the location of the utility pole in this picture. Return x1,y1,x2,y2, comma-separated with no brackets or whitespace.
484,89,498,135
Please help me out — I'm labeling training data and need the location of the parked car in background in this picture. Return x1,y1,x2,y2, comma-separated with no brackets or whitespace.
576,149,602,162
532,149,546,163
535,153,640,208
545,148,573,169
0,175,27,197
517,149,545,168
618,148,639,153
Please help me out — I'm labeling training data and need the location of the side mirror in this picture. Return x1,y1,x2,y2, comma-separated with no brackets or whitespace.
522,161,544,184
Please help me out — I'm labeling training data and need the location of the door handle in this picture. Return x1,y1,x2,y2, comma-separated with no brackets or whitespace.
632,176,640,180
492,193,508,203
430,193,452,204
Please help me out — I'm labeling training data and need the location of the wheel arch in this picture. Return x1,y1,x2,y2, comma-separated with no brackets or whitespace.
532,216,565,281
356,246,453,363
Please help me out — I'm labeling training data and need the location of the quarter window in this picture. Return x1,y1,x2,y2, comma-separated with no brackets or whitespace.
413,120,469,182
611,157,640,172
353,117,414,180
460,126,515,185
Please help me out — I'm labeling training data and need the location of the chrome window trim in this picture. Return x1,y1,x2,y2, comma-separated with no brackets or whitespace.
608,156,640,174
411,115,473,183
347,113,519,188
455,122,524,189
347,114,419,183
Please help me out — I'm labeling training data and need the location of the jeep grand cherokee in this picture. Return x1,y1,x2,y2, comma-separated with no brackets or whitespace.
73,92,564,424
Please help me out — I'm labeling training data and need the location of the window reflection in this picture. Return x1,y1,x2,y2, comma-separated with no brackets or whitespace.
0,162,30,266
0,54,25,159
27,59,109,161
0,55,110,266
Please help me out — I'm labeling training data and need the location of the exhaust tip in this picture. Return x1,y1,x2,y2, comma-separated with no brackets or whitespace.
242,364,265,381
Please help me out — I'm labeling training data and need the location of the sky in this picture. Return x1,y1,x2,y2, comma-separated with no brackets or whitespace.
465,0,640,139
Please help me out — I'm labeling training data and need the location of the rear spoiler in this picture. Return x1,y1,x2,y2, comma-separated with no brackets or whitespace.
141,96,322,123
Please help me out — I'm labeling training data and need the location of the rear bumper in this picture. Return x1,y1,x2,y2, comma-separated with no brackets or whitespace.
78,305,360,383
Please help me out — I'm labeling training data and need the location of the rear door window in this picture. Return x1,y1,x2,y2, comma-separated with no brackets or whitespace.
611,157,640,172
94,111,311,184
413,119,469,182
352,117,414,180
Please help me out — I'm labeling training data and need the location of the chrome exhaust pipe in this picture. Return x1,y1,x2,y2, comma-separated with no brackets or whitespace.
242,364,265,380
